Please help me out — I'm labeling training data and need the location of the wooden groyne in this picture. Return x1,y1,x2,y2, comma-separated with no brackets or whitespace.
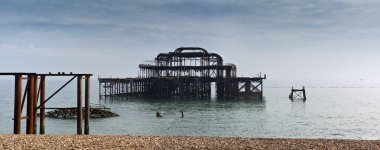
99,47,266,99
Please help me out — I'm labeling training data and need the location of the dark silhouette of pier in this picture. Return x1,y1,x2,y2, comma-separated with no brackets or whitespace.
289,86,306,101
98,47,266,99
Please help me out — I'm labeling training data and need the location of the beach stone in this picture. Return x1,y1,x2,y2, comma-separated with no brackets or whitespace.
0,134,380,150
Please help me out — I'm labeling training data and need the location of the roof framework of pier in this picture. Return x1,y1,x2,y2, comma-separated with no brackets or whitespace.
138,47,237,78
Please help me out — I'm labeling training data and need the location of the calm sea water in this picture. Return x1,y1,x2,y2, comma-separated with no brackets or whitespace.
1,78,380,139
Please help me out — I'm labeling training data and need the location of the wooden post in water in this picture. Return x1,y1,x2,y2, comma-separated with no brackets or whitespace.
289,87,294,99
260,78,264,100
98,79,101,99
105,81,108,97
77,75,83,135
245,80,250,98
26,75,35,134
302,86,306,100
13,74,22,134
33,75,38,134
84,75,90,135
111,81,113,96
39,75,46,134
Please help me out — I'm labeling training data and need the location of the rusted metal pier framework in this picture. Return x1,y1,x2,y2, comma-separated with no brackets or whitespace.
289,86,306,101
99,47,266,99
0,72,92,134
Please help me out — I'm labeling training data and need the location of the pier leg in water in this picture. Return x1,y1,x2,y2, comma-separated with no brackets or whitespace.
26,75,35,134
40,76,46,134
77,75,83,135
13,75,22,134
84,75,90,135
181,111,184,118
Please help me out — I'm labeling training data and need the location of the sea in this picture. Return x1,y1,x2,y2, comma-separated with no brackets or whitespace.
1,77,380,139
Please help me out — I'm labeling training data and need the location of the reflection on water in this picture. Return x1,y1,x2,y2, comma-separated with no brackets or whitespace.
291,99,306,112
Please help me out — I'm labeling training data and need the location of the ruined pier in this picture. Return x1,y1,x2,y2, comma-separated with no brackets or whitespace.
99,47,266,99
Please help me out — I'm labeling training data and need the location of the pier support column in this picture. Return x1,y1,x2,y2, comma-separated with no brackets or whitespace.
33,75,38,134
261,80,263,98
13,75,22,134
289,87,294,99
244,80,251,98
39,75,46,134
84,75,90,135
302,86,306,100
77,75,83,135
98,80,101,99
26,75,35,134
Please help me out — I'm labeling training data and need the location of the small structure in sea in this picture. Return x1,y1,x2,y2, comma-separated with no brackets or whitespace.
289,86,306,101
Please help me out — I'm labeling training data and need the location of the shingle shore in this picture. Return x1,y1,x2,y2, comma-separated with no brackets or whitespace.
1,134,380,149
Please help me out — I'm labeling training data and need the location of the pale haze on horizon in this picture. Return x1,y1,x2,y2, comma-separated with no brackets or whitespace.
1,0,380,86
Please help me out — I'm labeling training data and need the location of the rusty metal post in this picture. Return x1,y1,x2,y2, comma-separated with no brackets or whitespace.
26,75,35,134
33,75,38,134
244,80,250,98
84,75,90,135
98,80,101,99
302,86,306,101
77,75,83,134
111,81,113,95
261,80,263,98
13,74,22,134
289,87,294,100
39,75,46,134
195,78,200,98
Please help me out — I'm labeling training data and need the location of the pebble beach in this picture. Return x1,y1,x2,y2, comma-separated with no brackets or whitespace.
1,134,380,149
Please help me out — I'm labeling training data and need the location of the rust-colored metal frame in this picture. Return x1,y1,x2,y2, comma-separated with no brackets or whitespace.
98,47,266,99
0,72,92,135
289,86,306,101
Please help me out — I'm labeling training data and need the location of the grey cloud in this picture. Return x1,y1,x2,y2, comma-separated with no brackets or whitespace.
2,0,380,79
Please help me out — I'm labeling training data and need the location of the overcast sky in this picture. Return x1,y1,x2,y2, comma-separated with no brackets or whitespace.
1,0,380,85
